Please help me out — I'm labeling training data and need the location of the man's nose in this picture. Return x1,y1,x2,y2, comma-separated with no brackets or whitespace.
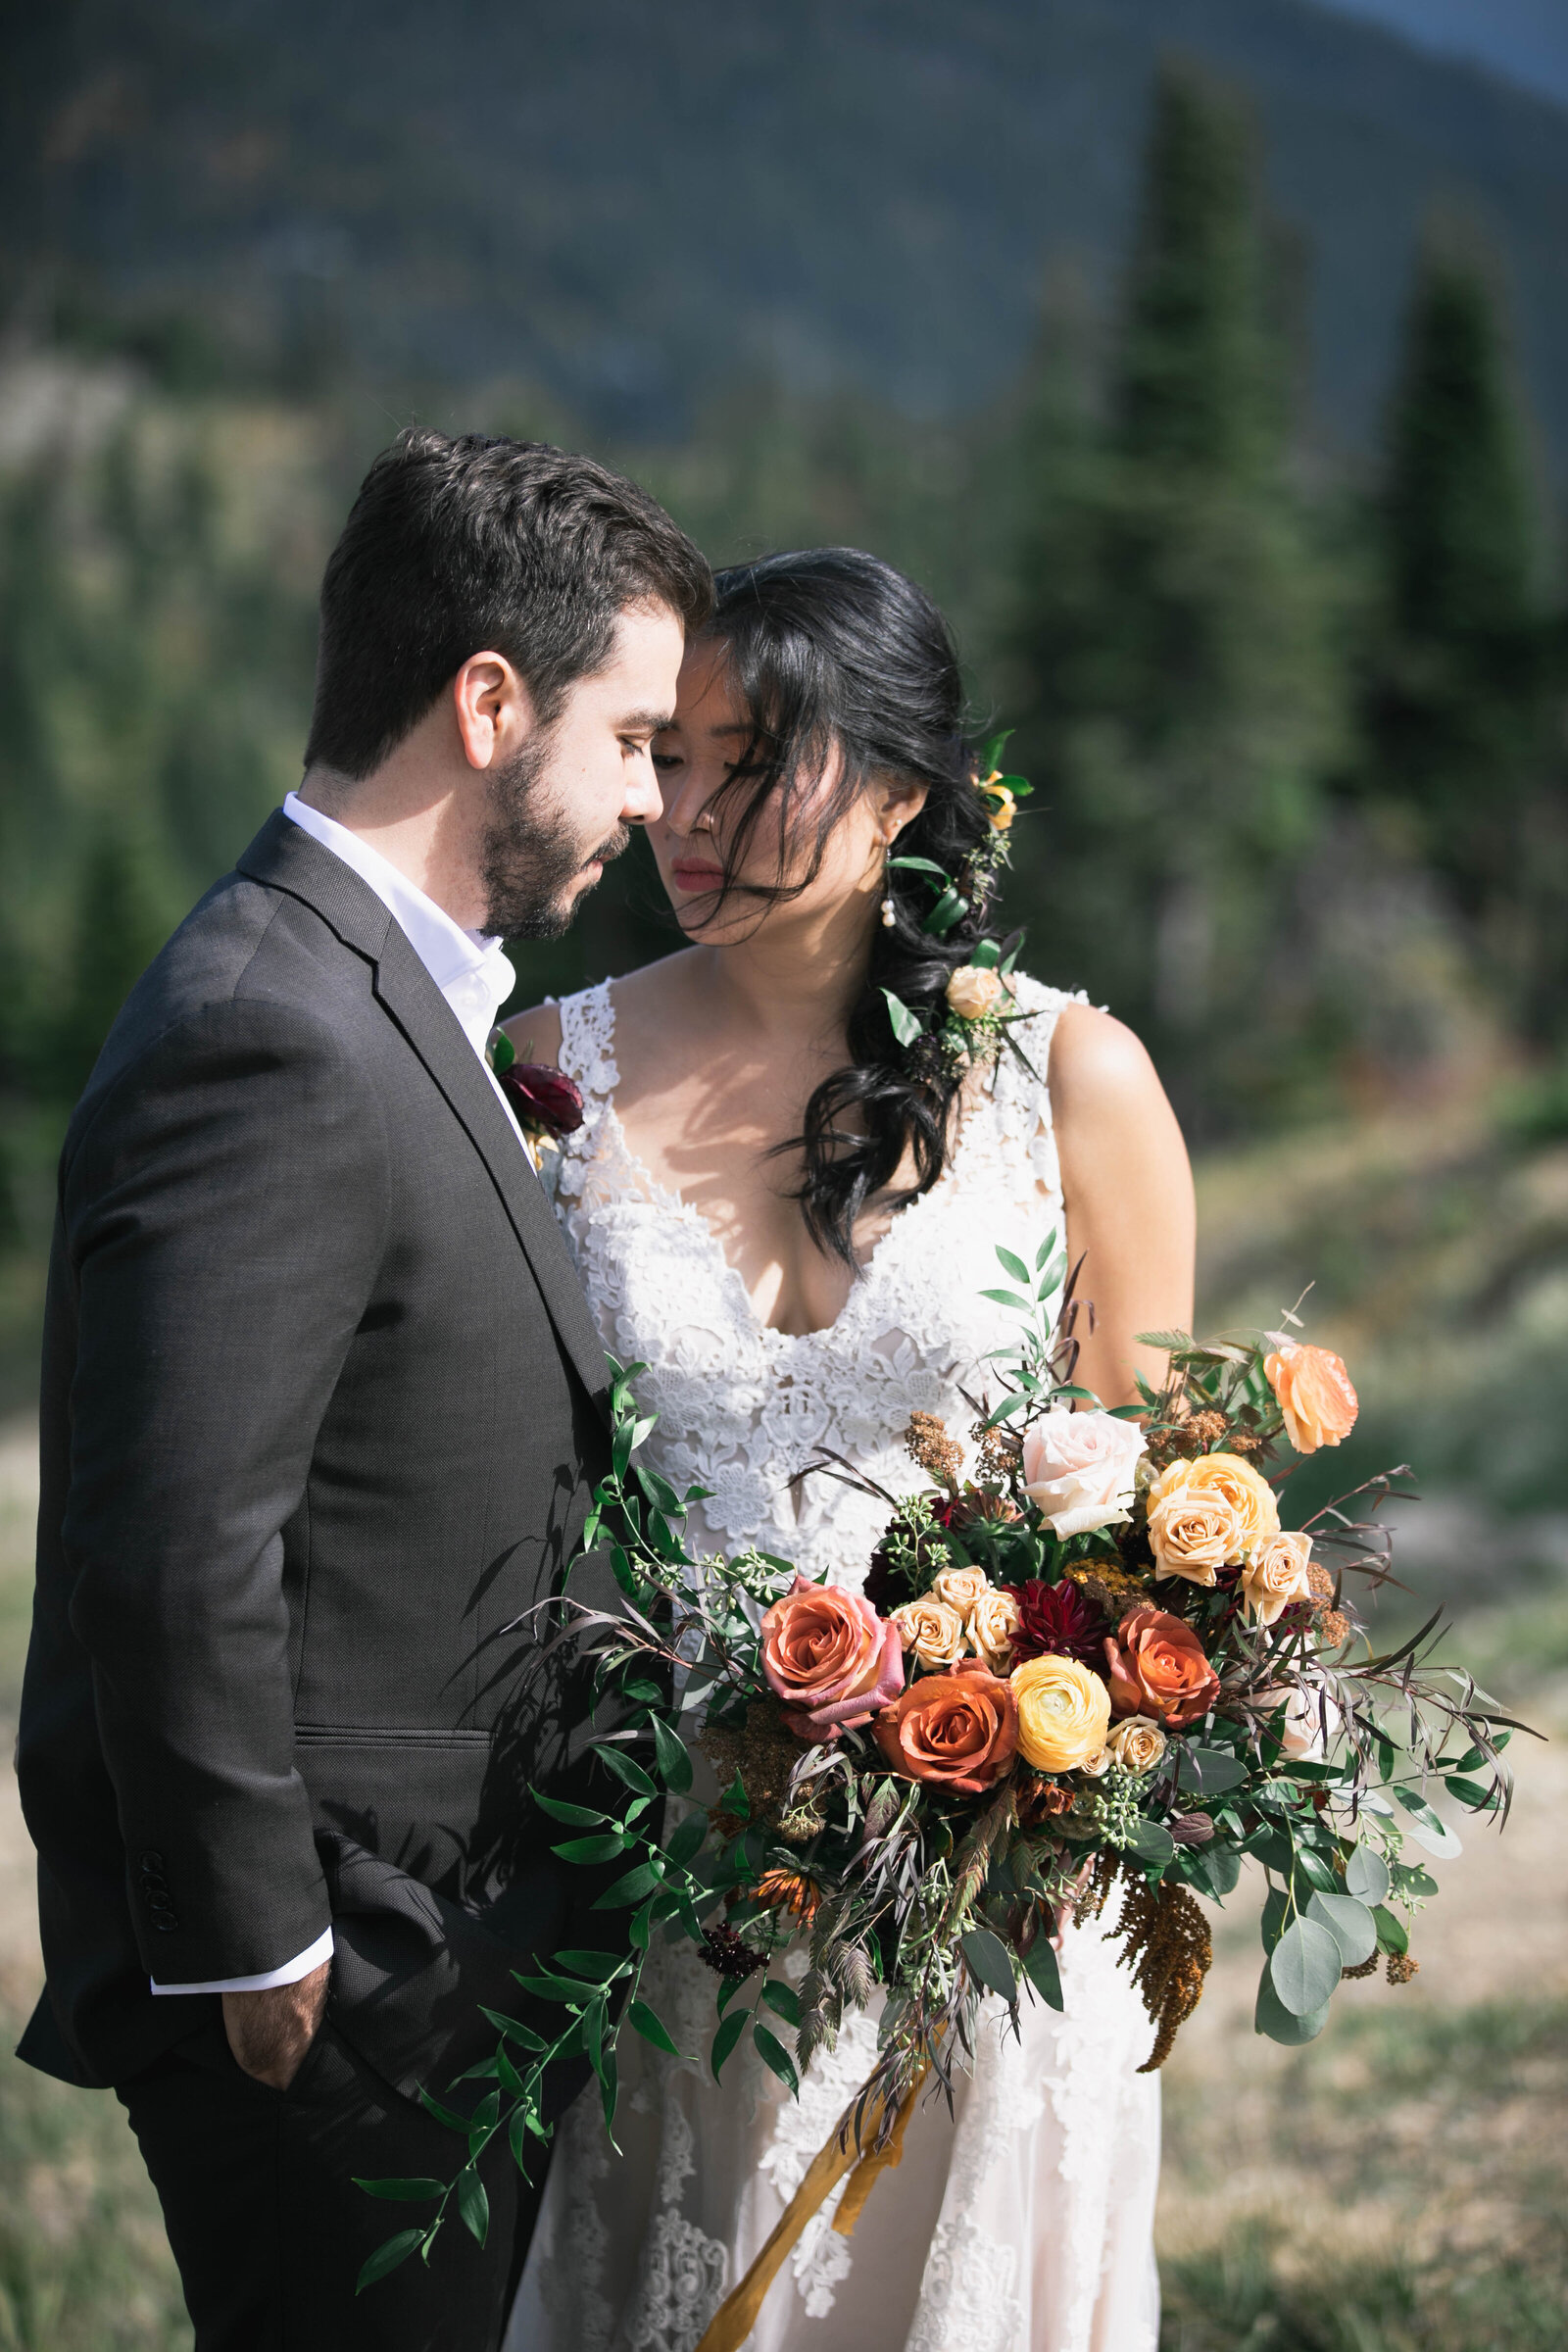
622,751,664,827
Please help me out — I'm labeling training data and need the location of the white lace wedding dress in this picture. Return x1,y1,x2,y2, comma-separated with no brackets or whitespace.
507,974,1161,2352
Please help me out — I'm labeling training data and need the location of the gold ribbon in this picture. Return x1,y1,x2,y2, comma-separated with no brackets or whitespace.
693,2063,929,2352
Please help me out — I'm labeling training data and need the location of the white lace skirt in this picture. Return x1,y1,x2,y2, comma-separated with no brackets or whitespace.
507,1904,1160,2352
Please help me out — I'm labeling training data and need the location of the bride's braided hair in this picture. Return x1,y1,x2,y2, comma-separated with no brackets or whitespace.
692,549,1005,1268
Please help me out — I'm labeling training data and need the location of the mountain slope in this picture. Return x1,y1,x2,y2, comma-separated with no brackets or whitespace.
10,0,1568,462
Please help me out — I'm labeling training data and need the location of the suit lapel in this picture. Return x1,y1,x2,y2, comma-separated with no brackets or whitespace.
369,927,612,1414
235,812,612,1419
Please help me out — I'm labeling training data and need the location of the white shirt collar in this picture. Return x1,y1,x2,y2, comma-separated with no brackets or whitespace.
282,791,516,1063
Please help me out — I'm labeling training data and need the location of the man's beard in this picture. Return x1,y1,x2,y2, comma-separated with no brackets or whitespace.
479,739,630,941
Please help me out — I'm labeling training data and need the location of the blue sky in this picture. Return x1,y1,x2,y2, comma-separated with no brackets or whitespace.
1314,0,1568,107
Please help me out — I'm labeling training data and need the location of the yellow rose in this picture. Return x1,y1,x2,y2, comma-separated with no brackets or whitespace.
1104,1715,1167,1775
1010,1654,1111,1773
931,1566,990,1619
967,1586,1021,1668
1146,1488,1240,1587
945,965,1004,1020
1152,1451,1279,1558
1241,1529,1315,1627
890,1595,967,1671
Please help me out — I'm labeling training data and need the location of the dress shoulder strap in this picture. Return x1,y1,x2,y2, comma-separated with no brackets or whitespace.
986,972,1093,1201
555,979,618,1108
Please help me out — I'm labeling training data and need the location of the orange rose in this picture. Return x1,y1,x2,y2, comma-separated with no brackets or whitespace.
873,1658,1019,1794
1104,1605,1220,1729
1265,1343,1358,1454
761,1574,905,1741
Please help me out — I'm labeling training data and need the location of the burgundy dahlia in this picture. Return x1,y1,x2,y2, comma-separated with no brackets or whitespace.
501,1061,586,1139
1004,1578,1107,1667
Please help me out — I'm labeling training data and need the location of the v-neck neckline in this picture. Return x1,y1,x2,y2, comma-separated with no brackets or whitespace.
598,1100,956,1347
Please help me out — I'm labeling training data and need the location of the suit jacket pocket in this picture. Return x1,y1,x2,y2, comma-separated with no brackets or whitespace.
315,1830,568,2105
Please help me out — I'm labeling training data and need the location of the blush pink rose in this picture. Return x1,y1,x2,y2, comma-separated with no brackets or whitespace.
760,1574,905,1741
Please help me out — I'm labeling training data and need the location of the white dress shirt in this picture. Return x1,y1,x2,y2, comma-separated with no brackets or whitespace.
151,793,524,1997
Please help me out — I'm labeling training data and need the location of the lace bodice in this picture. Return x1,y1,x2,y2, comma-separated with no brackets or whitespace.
552,973,1085,1589
513,970,1163,2352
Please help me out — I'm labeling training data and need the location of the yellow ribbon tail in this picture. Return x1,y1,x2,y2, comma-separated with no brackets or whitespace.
693,2064,929,2352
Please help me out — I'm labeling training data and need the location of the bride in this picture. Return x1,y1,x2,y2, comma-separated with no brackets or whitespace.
504,548,1194,2352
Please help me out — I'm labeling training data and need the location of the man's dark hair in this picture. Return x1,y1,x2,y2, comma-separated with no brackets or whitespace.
304,429,712,778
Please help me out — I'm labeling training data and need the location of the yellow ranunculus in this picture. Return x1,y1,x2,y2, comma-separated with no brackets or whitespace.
1150,1450,1279,1558
1010,1654,1111,1773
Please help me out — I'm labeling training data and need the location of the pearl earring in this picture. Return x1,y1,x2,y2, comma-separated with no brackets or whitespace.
880,895,896,928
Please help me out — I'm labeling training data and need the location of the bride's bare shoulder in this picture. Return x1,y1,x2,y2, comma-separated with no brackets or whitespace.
503,949,704,1072
1046,997,1190,1184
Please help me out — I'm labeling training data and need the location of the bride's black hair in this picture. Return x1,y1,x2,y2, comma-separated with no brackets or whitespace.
691,547,1004,1268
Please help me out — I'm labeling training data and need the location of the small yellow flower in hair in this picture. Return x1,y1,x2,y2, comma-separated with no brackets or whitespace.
976,771,1016,832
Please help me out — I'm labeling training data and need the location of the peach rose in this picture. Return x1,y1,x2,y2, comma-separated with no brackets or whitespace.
1146,1488,1241,1588
1265,1343,1359,1454
1105,1606,1220,1729
1021,1408,1147,1538
1010,1654,1112,1772
761,1574,905,1740
890,1595,968,1671
1241,1529,1315,1627
874,1658,1019,1794
1151,1452,1280,1558
968,1586,1022,1669
945,964,1004,1019
1105,1715,1167,1775
931,1565,991,1619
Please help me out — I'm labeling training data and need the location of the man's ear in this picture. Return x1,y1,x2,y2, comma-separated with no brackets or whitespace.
452,651,534,772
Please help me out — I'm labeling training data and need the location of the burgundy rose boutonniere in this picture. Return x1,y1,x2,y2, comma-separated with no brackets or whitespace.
487,1030,585,1149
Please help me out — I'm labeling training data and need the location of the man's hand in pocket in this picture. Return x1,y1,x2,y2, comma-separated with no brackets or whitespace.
221,1960,331,2090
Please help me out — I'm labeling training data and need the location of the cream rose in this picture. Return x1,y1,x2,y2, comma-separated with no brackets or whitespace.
1020,1409,1147,1539
1104,1715,1167,1776
1010,1654,1112,1772
931,1565,990,1618
945,964,1004,1019
1152,1452,1280,1557
1146,1487,1242,1587
890,1595,968,1671
1241,1529,1315,1627
967,1586,1022,1668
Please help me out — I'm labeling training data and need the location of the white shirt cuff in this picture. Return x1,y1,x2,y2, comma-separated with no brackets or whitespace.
150,1925,334,1996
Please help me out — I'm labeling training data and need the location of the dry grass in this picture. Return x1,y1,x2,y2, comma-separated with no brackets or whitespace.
0,1247,1563,2350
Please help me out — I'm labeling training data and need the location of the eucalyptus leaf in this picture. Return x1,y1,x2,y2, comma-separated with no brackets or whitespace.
1023,1936,1064,2012
1394,1788,1462,1857
1184,1841,1242,1900
1176,1746,1249,1796
1126,1819,1176,1868
1343,1845,1392,1905
1269,1917,1343,2016
1306,1891,1378,1968
1372,1904,1408,1956
1254,1964,1331,2047
959,1926,1017,2003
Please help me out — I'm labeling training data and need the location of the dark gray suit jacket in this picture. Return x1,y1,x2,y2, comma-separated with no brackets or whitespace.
17,811,621,2094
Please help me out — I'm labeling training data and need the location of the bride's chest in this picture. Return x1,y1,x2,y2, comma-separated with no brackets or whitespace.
561,1109,1057,1411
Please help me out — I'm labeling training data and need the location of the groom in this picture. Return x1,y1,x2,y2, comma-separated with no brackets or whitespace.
16,429,710,2349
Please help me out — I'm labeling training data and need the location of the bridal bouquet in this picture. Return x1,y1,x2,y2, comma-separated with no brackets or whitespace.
358,1246,1522,2326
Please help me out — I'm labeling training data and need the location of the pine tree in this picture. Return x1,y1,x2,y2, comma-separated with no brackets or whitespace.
1365,235,1558,1026
1005,65,1342,1130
